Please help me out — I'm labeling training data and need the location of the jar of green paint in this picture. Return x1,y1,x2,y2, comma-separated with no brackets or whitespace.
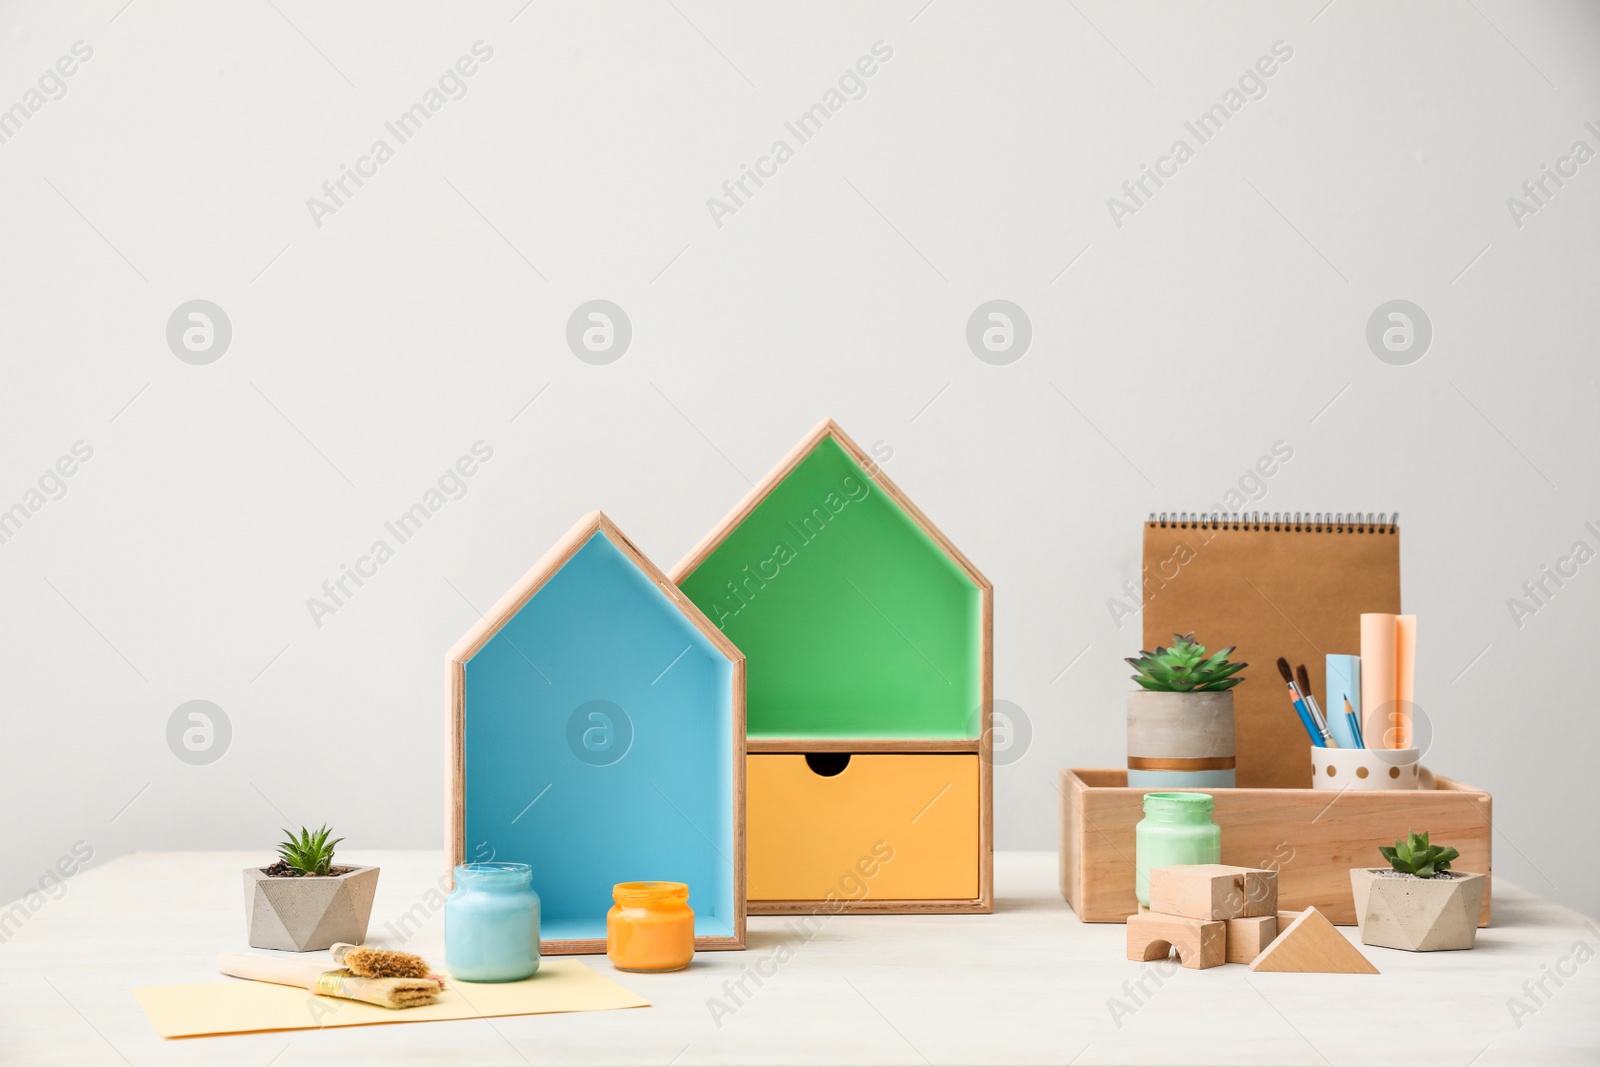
1134,792,1221,907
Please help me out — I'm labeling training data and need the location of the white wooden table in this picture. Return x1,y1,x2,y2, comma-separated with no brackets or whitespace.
1,850,1595,1066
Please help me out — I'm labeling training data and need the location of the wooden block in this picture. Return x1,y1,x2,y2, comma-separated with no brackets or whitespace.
1126,911,1226,970
1149,864,1276,920
1225,915,1277,964
1249,906,1379,974
1057,768,1493,926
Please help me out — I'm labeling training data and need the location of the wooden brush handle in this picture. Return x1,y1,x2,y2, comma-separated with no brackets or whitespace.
216,952,331,990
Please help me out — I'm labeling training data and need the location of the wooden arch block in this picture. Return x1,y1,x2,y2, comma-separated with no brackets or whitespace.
1250,906,1379,974
1126,911,1225,969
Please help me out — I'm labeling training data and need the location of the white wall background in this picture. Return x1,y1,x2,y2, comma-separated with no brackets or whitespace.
2,0,1597,922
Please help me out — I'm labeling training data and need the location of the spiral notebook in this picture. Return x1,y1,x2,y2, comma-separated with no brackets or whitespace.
1140,513,1401,789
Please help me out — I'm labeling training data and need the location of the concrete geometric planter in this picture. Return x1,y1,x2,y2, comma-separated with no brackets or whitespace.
1349,867,1485,952
243,865,379,952
1127,690,1236,789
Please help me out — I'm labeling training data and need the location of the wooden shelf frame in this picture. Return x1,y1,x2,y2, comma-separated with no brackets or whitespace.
672,419,993,915
746,738,980,754
448,510,747,954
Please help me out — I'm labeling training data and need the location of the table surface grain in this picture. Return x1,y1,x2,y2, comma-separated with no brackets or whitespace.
1,850,1595,1066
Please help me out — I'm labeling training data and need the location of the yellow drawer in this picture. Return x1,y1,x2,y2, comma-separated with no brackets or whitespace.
747,754,980,902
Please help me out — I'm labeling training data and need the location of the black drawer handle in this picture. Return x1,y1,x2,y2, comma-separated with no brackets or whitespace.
804,753,851,777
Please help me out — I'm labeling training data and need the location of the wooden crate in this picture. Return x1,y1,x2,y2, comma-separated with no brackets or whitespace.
1059,768,1491,926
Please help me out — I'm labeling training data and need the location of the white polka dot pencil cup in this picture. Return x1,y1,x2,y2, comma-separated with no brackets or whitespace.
1311,745,1421,791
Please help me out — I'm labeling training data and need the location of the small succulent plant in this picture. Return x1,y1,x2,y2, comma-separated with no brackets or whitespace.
1127,633,1247,692
1380,830,1459,879
277,825,343,876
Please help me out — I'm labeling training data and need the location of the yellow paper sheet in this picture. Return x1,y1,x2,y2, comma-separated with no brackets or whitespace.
133,958,648,1039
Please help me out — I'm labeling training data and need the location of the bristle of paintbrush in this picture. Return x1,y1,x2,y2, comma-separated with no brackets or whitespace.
1295,663,1313,695
1276,656,1294,683
331,943,433,980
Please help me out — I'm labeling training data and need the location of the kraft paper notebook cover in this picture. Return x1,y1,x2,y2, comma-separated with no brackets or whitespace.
1140,513,1400,789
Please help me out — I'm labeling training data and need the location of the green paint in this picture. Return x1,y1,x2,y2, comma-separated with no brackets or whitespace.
1134,792,1221,907
679,437,982,738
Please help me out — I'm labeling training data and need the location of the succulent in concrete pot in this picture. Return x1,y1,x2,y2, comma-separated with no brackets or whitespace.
1127,633,1248,693
1350,831,1485,952
243,825,379,952
1126,634,1245,789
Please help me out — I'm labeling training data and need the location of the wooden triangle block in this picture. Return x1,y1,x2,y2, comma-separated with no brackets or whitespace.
1249,906,1379,974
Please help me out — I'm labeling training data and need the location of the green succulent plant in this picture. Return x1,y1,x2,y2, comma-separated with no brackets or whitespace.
277,825,343,876
1127,633,1247,692
1379,830,1459,879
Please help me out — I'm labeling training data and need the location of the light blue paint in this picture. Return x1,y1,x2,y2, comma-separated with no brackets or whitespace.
445,862,540,982
1127,768,1236,790
463,530,737,944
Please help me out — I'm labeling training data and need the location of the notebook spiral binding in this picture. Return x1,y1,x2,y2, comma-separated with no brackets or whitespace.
1147,512,1398,533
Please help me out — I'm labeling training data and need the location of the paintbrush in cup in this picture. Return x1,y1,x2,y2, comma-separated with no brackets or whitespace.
1276,657,1326,747
1295,663,1337,747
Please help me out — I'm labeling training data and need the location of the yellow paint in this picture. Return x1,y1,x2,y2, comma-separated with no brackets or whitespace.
606,881,695,973
747,754,979,901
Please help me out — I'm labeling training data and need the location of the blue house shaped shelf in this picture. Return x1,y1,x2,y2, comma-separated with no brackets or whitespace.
448,512,746,954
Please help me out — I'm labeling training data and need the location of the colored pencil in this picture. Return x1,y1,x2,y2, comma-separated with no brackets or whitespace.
1344,697,1365,748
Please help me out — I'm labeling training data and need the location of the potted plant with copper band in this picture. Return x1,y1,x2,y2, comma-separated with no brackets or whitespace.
1126,633,1245,789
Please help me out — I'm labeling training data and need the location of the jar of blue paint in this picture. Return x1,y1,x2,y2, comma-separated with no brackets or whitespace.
445,862,540,982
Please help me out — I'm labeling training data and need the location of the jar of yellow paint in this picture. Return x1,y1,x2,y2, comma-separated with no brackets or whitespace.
606,881,694,972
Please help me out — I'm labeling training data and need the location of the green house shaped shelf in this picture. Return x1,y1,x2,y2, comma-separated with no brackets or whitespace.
673,419,993,914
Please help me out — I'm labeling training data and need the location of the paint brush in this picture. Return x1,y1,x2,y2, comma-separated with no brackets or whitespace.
217,953,442,1009
1295,663,1337,748
1276,657,1325,747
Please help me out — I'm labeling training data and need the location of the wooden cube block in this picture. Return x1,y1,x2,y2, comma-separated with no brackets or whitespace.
1149,864,1277,920
1126,911,1225,970
1225,915,1278,963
